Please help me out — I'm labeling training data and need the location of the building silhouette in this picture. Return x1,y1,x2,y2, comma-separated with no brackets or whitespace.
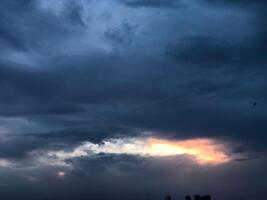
185,196,192,200
187,194,211,200
164,194,211,200
165,195,172,200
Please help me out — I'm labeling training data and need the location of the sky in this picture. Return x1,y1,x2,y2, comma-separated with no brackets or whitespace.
0,0,267,199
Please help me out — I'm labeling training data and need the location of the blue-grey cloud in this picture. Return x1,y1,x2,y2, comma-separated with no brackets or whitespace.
0,0,266,199
118,0,179,8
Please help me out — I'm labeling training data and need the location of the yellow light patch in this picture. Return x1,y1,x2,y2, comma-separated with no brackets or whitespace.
147,138,230,164
46,137,231,166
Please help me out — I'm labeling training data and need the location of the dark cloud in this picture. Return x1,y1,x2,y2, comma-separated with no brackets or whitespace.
0,136,41,159
62,1,84,26
0,0,34,50
0,0,267,199
31,126,141,144
203,0,267,7
167,37,238,67
1,154,266,200
0,0,84,53
167,33,267,68
105,20,136,47
118,0,179,8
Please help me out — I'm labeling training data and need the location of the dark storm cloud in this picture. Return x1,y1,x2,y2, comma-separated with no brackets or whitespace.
104,20,136,47
2,153,265,200
203,0,267,7
118,0,179,8
0,124,142,160
0,0,267,199
0,133,73,159
0,136,40,159
62,0,84,26
0,61,83,116
0,54,167,117
0,26,26,50
0,0,34,50
167,35,267,68
35,126,140,143
0,0,83,53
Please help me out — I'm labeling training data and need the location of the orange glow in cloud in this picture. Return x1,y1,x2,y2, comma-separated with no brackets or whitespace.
47,137,231,166
147,138,230,164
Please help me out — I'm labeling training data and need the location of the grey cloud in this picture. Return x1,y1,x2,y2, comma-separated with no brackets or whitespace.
0,0,266,199
30,125,141,144
1,154,264,200
203,0,267,7
118,0,179,8
0,0,84,54
167,35,267,68
105,20,136,47
0,125,142,160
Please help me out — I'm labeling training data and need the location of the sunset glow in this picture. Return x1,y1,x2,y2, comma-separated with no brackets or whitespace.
147,138,230,164
47,137,231,165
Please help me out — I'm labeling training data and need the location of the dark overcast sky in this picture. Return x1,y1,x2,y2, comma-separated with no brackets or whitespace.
0,0,267,200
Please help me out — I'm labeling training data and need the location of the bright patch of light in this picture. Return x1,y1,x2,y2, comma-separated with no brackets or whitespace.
0,159,12,167
45,137,231,165
147,138,230,164
57,171,66,178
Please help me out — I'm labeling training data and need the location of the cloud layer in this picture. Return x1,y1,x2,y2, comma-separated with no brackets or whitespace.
0,0,266,199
